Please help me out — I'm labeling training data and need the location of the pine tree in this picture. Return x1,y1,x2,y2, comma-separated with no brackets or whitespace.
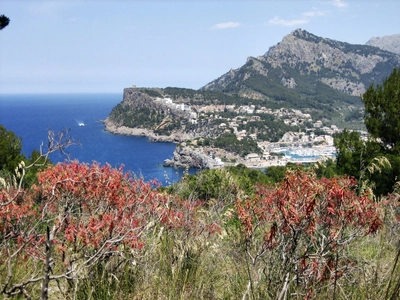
362,67,400,152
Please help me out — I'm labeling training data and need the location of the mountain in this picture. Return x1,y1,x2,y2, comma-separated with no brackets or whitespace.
201,29,400,120
107,29,400,151
366,33,400,55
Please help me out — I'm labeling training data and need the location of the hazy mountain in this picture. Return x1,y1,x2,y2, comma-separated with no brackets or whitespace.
366,33,400,55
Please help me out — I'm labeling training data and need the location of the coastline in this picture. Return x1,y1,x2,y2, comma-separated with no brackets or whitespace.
103,118,157,139
103,118,229,169
103,118,192,143
102,118,336,171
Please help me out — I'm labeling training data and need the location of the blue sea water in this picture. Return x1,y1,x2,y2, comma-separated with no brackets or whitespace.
0,93,195,185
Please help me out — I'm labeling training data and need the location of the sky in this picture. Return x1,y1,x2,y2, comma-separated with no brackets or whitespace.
0,0,399,94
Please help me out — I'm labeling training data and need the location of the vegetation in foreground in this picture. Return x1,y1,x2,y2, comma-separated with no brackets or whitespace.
0,68,399,299
1,159,400,300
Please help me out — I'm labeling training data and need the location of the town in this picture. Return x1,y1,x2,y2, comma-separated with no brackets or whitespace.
155,96,360,169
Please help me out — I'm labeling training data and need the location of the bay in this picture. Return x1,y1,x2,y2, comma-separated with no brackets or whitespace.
0,93,195,185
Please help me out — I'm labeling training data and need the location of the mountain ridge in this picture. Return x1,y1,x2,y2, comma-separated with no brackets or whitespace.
201,29,399,113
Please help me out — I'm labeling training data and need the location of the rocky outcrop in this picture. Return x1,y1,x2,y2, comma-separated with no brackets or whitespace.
105,88,226,142
164,143,227,169
163,146,220,169
263,29,390,76
103,118,195,143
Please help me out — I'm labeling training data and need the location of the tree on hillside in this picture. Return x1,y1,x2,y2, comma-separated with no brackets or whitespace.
0,125,24,176
0,126,77,188
362,67,400,152
335,67,400,196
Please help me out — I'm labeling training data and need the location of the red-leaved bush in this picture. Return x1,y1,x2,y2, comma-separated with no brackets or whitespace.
235,170,382,297
1,161,218,298
32,161,213,260
0,186,36,255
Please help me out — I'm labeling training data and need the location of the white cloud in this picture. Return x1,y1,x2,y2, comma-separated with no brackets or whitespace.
268,16,309,27
332,0,348,8
212,22,240,29
302,8,326,17
268,6,327,27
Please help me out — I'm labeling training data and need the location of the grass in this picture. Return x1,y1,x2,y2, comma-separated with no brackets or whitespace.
1,222,399,300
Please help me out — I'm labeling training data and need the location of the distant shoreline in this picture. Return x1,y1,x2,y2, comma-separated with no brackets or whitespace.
102,119,337,170
102,118,195,143
103,118,155,138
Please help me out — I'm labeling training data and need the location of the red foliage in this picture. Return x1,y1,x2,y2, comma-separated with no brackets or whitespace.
1,161,219,268
235,170,382,286
0,160,223,297
0,187,36,258
30,161,208,251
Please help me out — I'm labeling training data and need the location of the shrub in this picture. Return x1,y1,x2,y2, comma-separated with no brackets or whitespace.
235,170,382,298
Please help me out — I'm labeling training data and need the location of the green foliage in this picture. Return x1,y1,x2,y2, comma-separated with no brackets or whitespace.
109,103,164,129
335,68,400,196
0,125,24,175
169,164,272,204
264,165,288,183
0,126,53,189
344,108,363,122
335,130,367,179
164,87,246,106
23,150,52,187
263,162,316,184
169,168,239,204
238,115,295,142
142,88,162,98
212,133,261,157
312,158,338,179
363,67,400,151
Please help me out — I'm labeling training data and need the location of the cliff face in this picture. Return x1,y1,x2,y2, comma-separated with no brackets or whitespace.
108,88,190,129
163,146,215,169
105,88,226,143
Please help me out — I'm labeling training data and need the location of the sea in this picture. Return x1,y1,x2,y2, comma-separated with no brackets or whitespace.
0,93,196,185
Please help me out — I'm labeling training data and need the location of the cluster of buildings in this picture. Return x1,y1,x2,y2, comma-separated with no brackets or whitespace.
154,96,347,168
155,97,197,120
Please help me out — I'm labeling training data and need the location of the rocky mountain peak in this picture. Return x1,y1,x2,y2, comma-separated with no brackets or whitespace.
366,33,400,54
288,28,320,41
202,29,399,103
261,28,387,78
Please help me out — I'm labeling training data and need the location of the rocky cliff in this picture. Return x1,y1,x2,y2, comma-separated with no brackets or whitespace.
103,118,194,143
366,33,400,55
105,88,226,143
163,146,216,169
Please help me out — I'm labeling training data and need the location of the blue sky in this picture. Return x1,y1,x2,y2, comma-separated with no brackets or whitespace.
0,0,399,94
